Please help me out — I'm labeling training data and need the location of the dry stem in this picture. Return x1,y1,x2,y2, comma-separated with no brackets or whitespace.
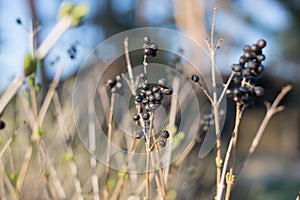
104,93,115,200
206,7,223,190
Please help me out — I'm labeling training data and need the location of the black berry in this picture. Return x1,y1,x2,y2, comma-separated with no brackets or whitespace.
141,82,150,90
161,130,170,138
154,92,163,101
106,79,117,90
135,94,143,102
140,73,148,81
144,36,151,44
257,39,267,49
162,87,173,95
142,112,150,120
150,43,158,51
157,78,166,87
191,74,200,82
254,86,265,96
159,140,166,147
16,18,22,24
0,120,5,130
243,45,251,52
133,114,140,121
136,132,143,139
144,48,154,56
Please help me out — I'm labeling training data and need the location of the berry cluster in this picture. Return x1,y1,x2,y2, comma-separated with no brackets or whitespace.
67,44,77,59
169,48,184,68
134,78,173,113
143,36,158,57
133,77,173,147
200,110,225,132
135,129,170,148
226,39,267,107
106,75,124,95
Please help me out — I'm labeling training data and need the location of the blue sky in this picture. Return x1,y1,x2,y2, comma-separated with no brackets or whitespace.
0,0,293,93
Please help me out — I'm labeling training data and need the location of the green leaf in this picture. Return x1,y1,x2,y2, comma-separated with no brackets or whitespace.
37,129,43,136
58,2,74,19
172,131,185,150
23,53,37,76
167,189,177,199
107,178,116,192
9,173,18,185
71,4,89,26
64,153,74,161
28,75,35,86
35,83,41,93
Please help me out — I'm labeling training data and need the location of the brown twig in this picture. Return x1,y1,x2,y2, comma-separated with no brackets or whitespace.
53,92,83,200
124,37,135,87
224,104,243,200
236,85,292,177
0,75,24,114
216,85,292,200
35,16,73,59
38,65,64,126
104,93,115,200
206,7,223,191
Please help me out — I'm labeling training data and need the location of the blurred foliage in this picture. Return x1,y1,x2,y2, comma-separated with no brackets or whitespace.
0,0,299,199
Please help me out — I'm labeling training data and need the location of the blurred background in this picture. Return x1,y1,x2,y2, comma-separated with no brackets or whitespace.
0,0,299,199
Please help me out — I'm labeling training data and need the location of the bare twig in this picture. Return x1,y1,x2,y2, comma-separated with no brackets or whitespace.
216,85,292,200
16,146,33,194
0,137,14,159
237,85,292,176
197,82,213,103
218,72,234,105
53,92,83,200
206,7,223,191
124,37,135,87
104,93,115,200
224,104,243,200
0,75,24,114
38,65,64,126
163,75,180,187
35,16,73,59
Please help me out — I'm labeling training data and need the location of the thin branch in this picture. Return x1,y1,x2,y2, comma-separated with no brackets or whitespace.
53,92,82,199
124,37,135,87
163,76,180,185
104,93,115,200
207,7,223,191
38,65,64,126
218,72,234,105
88,92,100,200
225,104,243,200
0,75,24,114
0,137,14,159
16,146,33,194
216,85,292,200
216,106,244,200
198,82,213,103
35,16,73,59
236,85,292,176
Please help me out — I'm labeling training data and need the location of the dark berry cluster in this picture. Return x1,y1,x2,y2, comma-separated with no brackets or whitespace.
158,130,169,147
226,39,267,107
106,75,124,94
169,48,184,68
135,129,169,148
200,110,225,132
143,36,158,57
67,44,77,59
134,78,173,113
